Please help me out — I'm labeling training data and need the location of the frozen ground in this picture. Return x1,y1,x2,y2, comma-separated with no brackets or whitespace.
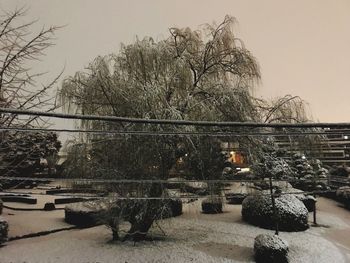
0,195,350,262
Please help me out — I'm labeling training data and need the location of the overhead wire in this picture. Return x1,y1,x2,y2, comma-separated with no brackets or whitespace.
0,126,350,137
2,107,350,128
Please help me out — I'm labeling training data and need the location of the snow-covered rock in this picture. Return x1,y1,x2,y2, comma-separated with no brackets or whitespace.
242,193,309,231
0,216,9,244
254,234,289,263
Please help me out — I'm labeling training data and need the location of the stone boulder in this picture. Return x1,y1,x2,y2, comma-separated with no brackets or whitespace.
254,234,289,263
0,216,9,244
242,193,309,231
202,197,223,214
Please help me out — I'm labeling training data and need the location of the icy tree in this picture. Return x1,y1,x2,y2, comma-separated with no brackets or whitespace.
0,132,61,178
0,7,62,177
0,7,61,127
288,154,329,190
252,137,291,178
60,16,261,241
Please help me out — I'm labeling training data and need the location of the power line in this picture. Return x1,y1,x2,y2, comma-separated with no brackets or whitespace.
2,107,350,128
0,176,331,184
0,126,349,137
0,189,338,200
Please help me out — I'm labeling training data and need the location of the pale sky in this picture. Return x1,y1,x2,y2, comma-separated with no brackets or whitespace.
2,0,350,123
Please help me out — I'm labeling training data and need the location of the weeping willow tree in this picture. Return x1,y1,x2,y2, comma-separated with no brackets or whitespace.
257,95,326,157
61,17,259,121
59,16,263,241
60,15,325,241
60,15,262,182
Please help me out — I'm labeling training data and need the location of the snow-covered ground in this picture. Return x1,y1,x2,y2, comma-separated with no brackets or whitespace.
1,195,349,262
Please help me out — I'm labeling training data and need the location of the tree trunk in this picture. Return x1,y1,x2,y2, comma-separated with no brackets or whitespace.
123,219,154,242
112,227,119,241
122,183,163,242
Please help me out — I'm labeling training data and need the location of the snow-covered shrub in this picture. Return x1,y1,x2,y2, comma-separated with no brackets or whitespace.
44,202,56,211
242,193,309,231
336,186,350,209
201,197,223,214
289,154,329,191
225,193,248,204
65,202,103,227
299,195,316,212
0,217,9,244
254,234,289,263
166,198,182,217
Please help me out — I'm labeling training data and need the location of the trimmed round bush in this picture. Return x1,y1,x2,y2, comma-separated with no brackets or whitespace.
225,193,247,204
169,198,182,217
44,202,56,211
184,181,208,195
0,216,9,244
300,195,316,212
242,193,309,231
336,186,350,208
161,198,183,218
202,198,223,214
65,202,101,228
254,234,289,263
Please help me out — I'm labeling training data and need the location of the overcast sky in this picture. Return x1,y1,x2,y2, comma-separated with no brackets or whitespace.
2,0,350,123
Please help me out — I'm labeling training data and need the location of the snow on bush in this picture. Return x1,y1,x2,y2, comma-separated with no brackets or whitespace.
0,216,9,244
242,193,309,231
201,197,223,214
254,234,289,263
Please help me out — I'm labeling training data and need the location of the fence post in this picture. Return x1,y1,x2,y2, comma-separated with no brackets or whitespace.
269,177,279,235
313,194,317,225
